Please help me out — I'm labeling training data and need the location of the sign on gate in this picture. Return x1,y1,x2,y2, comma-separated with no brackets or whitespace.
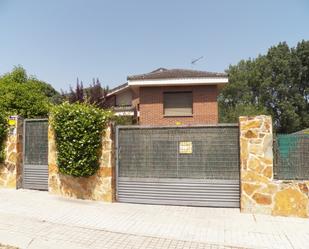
179,141,192,154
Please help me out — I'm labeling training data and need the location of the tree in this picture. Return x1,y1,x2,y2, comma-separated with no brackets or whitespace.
0,66,62,118
291,40,309,130
219,41,309,133
85,78,109,108
0,66,28,84
68,78,84,103
30,78,63,104
66,78,109,108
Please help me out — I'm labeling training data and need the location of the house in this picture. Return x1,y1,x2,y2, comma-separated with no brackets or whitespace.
106,68,228,125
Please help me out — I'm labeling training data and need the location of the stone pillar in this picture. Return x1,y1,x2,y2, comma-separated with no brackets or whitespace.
100,125,115,201
48,124,115,202
239,115,274,214
0,116,23,189
240,115,309,218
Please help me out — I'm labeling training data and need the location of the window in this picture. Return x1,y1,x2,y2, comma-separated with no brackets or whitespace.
115,90,132,107
163,92,192,116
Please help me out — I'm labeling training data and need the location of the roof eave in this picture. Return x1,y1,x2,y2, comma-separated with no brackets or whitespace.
128,77,228,86
106,84,130,97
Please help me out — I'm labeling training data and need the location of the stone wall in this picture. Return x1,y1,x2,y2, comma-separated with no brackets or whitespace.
240,115,309,218
48,125,115,202
0,117,23,189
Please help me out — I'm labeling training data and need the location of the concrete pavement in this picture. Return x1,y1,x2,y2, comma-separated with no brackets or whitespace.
0,189,308,248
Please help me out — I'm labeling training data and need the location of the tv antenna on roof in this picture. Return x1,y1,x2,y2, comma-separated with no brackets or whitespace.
191,56,204,65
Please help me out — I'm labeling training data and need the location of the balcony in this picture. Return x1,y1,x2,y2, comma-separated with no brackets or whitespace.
112,106,136,116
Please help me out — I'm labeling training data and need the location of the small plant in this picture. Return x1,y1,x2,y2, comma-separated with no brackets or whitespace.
113,115,134,125
51,102,112,177
0,113,8,162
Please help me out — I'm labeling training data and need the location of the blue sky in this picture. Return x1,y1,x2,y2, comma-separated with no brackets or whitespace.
0,0,308,91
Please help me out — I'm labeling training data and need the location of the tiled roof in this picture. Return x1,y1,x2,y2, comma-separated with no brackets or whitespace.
107,82,128,95
127,68,227,80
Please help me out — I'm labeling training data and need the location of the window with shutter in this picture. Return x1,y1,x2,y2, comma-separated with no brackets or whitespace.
163,92,193,116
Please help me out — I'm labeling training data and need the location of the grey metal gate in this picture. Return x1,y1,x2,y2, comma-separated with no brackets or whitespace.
116,125,240,208
23,119,49,190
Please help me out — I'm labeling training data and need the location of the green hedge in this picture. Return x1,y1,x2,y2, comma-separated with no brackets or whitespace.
51,102,112,177
0,113,8,163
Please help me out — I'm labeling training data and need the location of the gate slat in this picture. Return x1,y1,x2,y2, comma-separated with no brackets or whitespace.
118,177,240,207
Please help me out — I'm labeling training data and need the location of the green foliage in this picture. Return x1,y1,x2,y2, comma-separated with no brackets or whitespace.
1,66,27,84
219,40,309,133
0,113,8,162
65,78,109,108
219,103,267,123
51,102,112,177
29,78,63,104
0,83,51,118
0,66,62,118
112,115,134,125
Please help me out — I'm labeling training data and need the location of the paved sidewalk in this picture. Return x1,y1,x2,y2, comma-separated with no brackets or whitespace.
0,189,308,248
0,213,243,249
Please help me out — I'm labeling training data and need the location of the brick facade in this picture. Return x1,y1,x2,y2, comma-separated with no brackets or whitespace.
139,85,219,126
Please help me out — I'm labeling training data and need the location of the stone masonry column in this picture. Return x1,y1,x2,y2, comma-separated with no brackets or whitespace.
239,115,274,214
0,116,23,189
239,115,309,218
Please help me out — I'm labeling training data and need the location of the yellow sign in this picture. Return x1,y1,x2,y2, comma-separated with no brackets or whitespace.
179,142,192,154
9,118,16,126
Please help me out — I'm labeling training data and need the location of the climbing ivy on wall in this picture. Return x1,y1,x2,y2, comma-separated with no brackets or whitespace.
51,102,112,177
0,113,8,163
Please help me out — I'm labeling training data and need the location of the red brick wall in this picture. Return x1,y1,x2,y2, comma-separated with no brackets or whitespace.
139,85,219,125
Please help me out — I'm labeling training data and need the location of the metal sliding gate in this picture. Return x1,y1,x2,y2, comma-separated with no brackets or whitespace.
23,119,49,190
116,125,240,208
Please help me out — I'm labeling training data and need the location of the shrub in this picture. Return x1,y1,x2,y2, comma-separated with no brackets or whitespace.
51,102,112,177
0,66,61,118
0,113,8,162
113,115,134,125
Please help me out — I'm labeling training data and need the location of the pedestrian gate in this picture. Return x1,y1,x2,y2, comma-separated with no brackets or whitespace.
116,125,240,208
23,119,49,190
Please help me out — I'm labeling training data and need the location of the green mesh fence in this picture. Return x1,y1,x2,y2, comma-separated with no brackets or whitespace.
118,125,240,180
274,133,309,180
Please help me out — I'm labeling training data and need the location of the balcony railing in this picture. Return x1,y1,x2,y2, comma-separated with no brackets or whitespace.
112,106,137,116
